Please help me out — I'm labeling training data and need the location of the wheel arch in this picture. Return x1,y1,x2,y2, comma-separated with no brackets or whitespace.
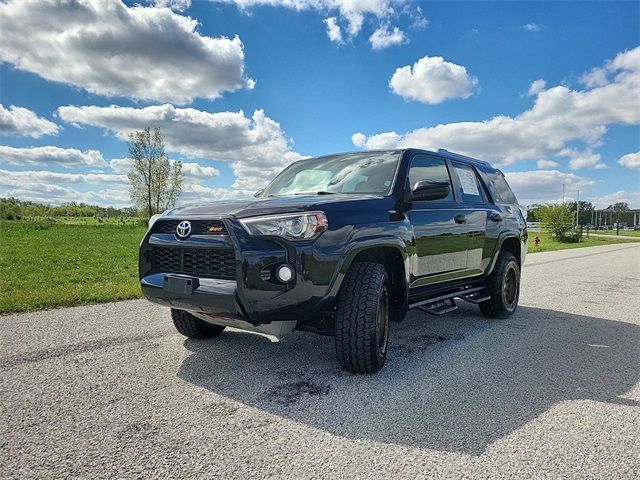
339,241,409,320
486,234,523,275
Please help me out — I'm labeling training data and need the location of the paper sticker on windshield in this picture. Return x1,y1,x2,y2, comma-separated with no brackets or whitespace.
455,167,480,196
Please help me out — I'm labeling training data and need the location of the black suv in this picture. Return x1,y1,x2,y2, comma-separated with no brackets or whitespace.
139,149,527,373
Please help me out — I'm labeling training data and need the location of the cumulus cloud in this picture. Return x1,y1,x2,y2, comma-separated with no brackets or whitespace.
0,145,105,168
355,47,640,166
591,190,640,209
369,25,407,49
0,104,59,138
324,17,344,43
109,157,219,179
528,79,547,96
504,170,595,205
0,0,252,104
389,56,478,104
560,148,606,170
58,104,303,190
151,0,192,11
537,159,559,169
617,152,640,169
214,0,423,47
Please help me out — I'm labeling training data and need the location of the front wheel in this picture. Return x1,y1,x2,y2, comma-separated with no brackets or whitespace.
334,262,390,374
171,309,226,339
479,251,520,319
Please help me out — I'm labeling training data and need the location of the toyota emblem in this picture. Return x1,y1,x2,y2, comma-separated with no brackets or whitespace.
176,220,192,238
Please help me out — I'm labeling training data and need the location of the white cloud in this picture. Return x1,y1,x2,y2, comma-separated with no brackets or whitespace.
590,190,640,210
355,47,640,166
151,0,192,11
369,25,407,49
0,104,59,138
58,104,303,190
617,152,640,169
504,169,595,205
109,157,219,179
324,17,344,43
213,0,421,47
528,79,546,96
523,23,542,32
351,132,367,148
0,0,252,104
560,148,606,170
537,159,559,169
389,56,478,104
0,145,105,168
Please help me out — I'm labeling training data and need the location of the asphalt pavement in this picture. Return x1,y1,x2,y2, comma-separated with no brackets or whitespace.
1,243,639,479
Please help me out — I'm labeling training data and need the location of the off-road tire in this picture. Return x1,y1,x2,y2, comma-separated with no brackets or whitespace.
334,262,390,374
479,251,520,319
171,309,226,339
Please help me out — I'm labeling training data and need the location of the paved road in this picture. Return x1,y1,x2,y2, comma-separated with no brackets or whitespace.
2,244,639,479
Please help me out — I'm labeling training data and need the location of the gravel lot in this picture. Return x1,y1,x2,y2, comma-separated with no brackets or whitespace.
2,243,639,479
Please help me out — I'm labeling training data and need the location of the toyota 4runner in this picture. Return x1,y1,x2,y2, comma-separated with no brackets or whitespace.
139,149,527,373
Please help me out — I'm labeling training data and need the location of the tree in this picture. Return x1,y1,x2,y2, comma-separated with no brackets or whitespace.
127,127,184,218
538,203,574,240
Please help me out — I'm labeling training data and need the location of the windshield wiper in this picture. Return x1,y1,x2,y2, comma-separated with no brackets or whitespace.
293,191,335,195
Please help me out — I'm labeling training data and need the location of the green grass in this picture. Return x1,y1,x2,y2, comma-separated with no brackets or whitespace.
527,230,640,253
2,219,639,314
588,229,640,237
0,221,147,314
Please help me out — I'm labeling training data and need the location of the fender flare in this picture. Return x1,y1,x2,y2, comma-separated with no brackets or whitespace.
485,233,523,276
325,237,410,306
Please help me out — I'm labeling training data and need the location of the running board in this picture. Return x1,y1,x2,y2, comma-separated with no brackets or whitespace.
409,284,490,315
417,299,458,316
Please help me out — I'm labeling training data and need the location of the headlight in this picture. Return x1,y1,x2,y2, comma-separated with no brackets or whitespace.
148,214,162,229
239,212,328,240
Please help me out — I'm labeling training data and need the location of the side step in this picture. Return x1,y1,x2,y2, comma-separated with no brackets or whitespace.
417,299,458,316
409,284,490,317
458,290,491,304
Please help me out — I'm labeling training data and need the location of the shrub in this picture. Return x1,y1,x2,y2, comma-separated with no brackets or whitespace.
539,204,574,240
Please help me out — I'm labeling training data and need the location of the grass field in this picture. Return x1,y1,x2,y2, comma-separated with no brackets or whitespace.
1,221,147,314
588,229,640,237
527,230,640,253
1,220,639,314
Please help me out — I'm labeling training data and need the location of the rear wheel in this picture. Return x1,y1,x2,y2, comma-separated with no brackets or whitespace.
334,262,390,374
171,309,226,339
479,251,520,319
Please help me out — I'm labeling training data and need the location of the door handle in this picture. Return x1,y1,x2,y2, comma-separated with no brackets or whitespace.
454,213,466,224
489,213,503,222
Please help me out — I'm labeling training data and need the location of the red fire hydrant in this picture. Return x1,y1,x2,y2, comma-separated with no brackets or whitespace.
534,235,541,247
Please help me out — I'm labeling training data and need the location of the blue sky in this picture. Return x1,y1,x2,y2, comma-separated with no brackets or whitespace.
0,0,638,208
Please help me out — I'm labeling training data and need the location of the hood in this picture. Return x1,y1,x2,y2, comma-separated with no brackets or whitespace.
162,193,385,219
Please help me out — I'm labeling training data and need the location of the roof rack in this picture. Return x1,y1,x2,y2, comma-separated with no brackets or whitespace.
437,148,491,167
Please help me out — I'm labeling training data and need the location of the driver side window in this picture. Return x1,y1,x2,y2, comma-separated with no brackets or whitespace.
408,156,454,202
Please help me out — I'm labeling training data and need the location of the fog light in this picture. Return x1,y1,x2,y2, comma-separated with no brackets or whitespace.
276,264,294,283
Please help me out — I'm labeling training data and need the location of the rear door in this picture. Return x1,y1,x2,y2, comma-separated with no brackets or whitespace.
406,154,469,287
449,162,492,277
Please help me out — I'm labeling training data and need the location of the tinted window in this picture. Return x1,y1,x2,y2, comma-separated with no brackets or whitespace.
484,171,518,204
453,164,485,203
408,156,454,202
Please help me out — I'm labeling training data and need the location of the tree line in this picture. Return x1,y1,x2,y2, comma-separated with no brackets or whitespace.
0,197,140,221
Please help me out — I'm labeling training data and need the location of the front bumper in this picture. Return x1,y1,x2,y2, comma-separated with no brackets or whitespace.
139,215,344,325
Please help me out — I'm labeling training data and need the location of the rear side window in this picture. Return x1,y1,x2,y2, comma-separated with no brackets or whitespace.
408,156,454,202
452,163,485,203
484,171,518,204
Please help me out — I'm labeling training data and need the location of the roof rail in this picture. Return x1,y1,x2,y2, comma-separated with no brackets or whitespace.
437,148,491,167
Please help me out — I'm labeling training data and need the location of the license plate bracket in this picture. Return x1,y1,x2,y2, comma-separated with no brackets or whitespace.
163,275,199,295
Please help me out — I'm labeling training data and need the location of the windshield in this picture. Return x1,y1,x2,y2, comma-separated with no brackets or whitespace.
260,151,401,197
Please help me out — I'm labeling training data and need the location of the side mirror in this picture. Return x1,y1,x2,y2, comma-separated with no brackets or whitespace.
254,189,264,198
411,180,450,201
